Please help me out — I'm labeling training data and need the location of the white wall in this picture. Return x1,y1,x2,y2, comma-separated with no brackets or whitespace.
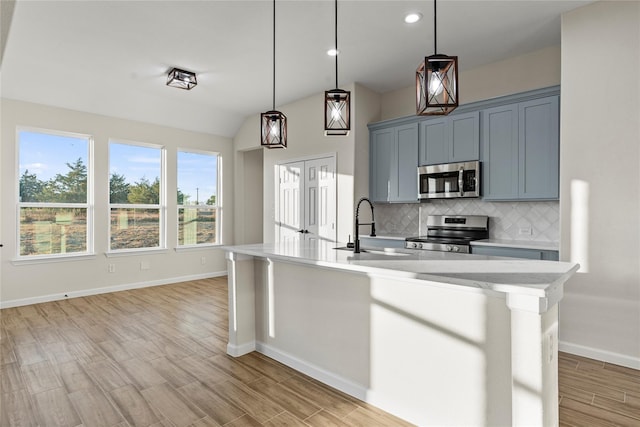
232,83,380,244
380,45,561,121
0,99,234,306
560,0,640,368
237,148,263,244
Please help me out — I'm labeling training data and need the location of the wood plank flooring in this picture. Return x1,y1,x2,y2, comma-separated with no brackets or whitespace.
1,277,638,426
559,352,640,426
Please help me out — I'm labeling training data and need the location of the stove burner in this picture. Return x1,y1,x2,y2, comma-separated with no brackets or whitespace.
405,215,488,253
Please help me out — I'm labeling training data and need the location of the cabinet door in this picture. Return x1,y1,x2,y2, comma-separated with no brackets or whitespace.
482,104,519,200
472,245,559,261
519,96,559,199
393,123,419,202
419,118,447,165
449,111,480,162
370,128,395,202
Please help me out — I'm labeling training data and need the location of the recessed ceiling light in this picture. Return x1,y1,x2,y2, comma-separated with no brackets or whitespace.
327,48,339,56
404,12,422,24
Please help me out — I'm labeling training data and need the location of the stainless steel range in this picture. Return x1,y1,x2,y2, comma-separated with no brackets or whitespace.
405,215,489,253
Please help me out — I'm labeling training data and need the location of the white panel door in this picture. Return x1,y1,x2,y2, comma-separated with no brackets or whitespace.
277,156,336,243
304,157,336,242
278,161,304,243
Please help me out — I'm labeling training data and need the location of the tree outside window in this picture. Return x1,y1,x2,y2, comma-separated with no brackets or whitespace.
17,129,91,257
109,141,164,251
177,150,220,246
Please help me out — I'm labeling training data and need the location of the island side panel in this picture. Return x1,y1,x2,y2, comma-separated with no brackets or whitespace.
254,259,372,391
226,252,257,356
509,302,559,427
253,259,513,427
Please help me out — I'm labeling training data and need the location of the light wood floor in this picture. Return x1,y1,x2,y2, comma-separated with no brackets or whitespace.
0,277,638,427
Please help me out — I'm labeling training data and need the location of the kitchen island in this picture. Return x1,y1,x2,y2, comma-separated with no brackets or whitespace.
223,240,579,426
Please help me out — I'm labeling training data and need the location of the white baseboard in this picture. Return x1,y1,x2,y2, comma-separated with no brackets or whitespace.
226,341,256,357
559,340,640,370
255,342,368,401
0,271,227,309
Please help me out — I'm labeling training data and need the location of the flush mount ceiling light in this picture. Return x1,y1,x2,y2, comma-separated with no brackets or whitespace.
261,0,287,149
324,0,350,136
416,0,458,115
166,67,197,90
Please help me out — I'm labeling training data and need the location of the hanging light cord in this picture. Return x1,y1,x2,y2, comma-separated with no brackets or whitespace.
433,0,437,54
272,0,276,110
334,0,339,89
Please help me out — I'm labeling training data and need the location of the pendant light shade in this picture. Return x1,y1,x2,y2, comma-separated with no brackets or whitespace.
416,0,458,115
261,110,287,148
324,0,350,136
261,0,287,148
325,89,350,136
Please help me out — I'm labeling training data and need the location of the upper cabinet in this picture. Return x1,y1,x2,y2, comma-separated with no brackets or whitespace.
370,123,419,203
482,95,559,200
368,86,560,203
419,111,480,166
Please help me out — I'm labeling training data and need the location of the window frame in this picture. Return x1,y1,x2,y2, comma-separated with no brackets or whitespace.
176,148,222,248
15,126,94,260
107,139,166,254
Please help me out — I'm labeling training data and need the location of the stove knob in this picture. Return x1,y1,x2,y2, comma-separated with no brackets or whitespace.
446,245,454,252
451,246,460,252
411,242,417,249
418,243,423,249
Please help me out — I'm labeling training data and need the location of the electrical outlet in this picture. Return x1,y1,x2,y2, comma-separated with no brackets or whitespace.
108,264,115,273
201,256,206,265
518,226,532,236
140,261,150,271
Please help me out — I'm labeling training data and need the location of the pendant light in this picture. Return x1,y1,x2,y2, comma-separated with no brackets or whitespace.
324,0,350,136
261,0,287,149
416,0,458,115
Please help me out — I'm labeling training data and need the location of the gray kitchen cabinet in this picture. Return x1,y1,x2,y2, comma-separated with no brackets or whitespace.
482,104,519,199
370,127,394,202
359,236,406,249
370,122,419,203
471,245,559,261
482,95,559,200
419,111,480,166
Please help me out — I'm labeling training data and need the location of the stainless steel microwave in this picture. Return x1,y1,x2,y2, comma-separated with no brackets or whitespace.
418,161,480,200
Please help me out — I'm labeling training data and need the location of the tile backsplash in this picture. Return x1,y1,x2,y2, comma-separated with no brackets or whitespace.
374,199,559,242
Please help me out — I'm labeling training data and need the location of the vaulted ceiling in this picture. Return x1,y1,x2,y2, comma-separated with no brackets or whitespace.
1,1,595,138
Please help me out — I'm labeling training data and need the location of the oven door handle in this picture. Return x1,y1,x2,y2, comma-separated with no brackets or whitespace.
458,167,464,197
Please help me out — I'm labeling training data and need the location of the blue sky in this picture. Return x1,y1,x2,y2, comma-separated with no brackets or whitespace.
19,131,217,204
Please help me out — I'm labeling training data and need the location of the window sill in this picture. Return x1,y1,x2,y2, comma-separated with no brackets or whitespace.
174,244,224,253
105,248,169,258
11,253,97,266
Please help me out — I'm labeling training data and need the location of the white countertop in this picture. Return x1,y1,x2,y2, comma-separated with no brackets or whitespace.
471,239,559,251
221,240,578,305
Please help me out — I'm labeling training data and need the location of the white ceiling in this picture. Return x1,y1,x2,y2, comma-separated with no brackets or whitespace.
1,0,594,138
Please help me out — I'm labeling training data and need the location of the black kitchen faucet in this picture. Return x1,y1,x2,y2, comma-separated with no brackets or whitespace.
354,197,376,253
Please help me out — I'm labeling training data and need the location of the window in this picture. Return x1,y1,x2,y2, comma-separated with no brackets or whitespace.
109,141,164,251
177,150,221,246
17,129,92,257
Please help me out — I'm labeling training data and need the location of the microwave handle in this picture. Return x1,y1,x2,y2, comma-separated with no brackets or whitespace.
458,167,464,197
